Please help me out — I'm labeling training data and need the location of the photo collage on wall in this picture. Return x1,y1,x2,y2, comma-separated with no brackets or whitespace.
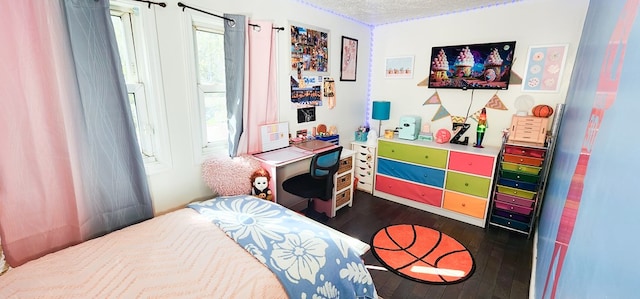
290,24,331,123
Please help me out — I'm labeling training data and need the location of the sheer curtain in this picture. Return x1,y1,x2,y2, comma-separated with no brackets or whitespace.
0,0,152,266
224,15,278,156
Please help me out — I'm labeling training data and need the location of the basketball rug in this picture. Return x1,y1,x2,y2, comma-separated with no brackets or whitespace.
370,224,475,284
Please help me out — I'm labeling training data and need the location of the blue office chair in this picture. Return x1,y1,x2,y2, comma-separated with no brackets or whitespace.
282,146,343,221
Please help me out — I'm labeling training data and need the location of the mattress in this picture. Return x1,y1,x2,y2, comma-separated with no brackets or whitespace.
0,208,288,298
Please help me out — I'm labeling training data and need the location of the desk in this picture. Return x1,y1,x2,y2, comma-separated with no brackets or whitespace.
253,145,354,218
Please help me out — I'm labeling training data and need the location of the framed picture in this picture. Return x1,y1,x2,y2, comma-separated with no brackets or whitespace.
340,36,358,81
385,56,414,78
290,23,330,74
522,44,568,92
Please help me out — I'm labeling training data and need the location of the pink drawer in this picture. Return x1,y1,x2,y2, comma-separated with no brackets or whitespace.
495,192,534,208
375,175,442,207
494,200,533,216
448,151,495,177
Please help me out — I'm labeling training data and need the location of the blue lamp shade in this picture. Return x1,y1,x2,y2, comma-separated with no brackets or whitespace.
372,101,391,120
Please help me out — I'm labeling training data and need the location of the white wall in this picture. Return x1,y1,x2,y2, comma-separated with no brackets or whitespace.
370,0,590,148
147,0,371,214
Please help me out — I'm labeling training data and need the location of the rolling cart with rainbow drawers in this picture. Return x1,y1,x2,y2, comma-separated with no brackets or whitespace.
488,142,549,236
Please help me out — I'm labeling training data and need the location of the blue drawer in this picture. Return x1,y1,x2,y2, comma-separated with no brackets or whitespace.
377,157,445,188
498,178,538,192
491,215,530,232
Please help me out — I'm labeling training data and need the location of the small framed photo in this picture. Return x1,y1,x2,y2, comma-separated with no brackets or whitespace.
340,36,358,81
385,56,414,79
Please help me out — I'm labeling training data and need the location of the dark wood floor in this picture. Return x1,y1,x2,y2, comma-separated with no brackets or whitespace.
324,190,533,299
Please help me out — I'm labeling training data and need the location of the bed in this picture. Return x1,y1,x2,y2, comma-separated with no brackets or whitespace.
0,195,377,298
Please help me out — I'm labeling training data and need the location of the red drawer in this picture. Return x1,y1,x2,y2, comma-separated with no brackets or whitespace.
494,200,533,216
495,192,534,208
504,145,545,158
375,175,442,207
448,151,495,177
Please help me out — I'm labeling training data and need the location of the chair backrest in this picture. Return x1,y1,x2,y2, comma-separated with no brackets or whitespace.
309,146,342,199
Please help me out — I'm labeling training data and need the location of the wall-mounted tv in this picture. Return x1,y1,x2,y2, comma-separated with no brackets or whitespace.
428,41,516,90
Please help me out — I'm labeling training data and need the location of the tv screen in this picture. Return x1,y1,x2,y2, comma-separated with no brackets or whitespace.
428,41,516,90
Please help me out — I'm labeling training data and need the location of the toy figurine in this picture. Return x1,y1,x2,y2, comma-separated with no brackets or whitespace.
474,108,487,148
250,168,273,201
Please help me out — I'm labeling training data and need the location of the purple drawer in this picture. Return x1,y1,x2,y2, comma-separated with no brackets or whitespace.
493,209,530,223
495,192,534,208
495,201,533,216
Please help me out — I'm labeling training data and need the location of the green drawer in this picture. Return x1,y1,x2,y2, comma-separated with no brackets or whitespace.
501,162,541,175
378,140,447,168
501,170,539,183
496,185,536,199
445,172,491,198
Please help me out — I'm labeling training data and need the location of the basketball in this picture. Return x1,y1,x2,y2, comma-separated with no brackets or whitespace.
371,224,475,284
532,104,554,118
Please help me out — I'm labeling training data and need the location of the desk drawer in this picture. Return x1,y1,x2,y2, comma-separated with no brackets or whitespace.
338,157,353,174
336,173,352,191
336,188,351,207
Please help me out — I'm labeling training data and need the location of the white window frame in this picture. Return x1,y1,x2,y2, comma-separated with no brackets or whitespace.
110,0,172,174
182,10,229,162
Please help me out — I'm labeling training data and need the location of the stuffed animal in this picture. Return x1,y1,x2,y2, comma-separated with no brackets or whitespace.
250,168,273,201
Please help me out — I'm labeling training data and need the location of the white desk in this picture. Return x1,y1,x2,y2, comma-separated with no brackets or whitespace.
253,145,354,217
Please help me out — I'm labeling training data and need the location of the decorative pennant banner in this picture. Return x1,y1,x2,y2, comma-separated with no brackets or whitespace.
485,93,508,110
431,105,451,121
423,91,441,105
451,115,467,124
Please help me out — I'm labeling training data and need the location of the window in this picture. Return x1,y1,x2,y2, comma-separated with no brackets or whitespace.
184,12,229,159
110,1,171,173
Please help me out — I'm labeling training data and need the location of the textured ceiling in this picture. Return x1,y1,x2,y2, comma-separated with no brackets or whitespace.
298,0,521,26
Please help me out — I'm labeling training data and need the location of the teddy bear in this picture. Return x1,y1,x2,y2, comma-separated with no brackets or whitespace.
250,168,273,201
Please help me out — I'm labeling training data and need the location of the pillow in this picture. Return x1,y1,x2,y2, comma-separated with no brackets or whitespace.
202,155,262,196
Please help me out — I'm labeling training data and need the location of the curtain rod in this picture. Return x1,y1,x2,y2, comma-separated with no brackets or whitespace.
133,0,166,8
177,2,284,31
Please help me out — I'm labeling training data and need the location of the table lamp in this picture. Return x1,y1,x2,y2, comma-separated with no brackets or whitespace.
372,101,391,137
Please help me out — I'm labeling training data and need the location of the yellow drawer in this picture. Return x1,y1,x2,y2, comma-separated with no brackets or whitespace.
501,162,541,175
443,191,486,219
336,172,352,191
496,185,536,200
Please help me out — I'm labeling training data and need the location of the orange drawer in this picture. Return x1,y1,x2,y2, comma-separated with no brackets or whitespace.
503,154,544,167
375,175,442,207
448,151,495,177
442,191,486,219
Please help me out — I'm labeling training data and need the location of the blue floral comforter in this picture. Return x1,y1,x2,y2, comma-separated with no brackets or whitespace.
188,195,377,299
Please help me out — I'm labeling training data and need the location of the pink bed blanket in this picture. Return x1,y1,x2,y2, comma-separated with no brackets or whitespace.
0,209,288,298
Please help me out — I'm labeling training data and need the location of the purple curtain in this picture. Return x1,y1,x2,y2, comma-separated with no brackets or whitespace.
0,0,152,266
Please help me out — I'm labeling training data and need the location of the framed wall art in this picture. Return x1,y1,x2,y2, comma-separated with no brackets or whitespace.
522,44,568,92
340,36,358,81
385,56,414,78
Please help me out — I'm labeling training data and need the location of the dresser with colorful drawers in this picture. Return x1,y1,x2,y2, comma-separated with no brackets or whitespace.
488,142,549,235
374,138,500,227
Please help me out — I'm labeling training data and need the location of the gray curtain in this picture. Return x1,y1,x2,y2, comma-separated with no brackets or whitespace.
223,14,246,157
63,0,153,238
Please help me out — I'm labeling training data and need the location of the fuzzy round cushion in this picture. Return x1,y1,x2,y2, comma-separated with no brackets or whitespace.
202,155,262,196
